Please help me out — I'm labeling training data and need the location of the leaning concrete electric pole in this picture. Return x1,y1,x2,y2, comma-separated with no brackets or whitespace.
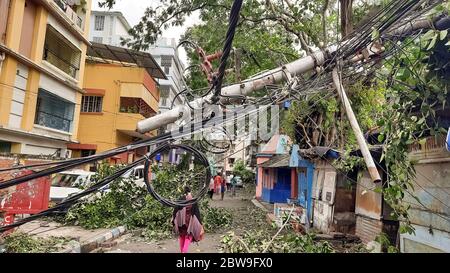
135,14,448,183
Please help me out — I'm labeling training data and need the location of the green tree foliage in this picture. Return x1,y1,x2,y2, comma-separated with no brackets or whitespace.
232,159,255,184
63,163,232,239
375,25,450,233
221,231,335,253
99,0,347,50
3,232,71,253
183,19,300,91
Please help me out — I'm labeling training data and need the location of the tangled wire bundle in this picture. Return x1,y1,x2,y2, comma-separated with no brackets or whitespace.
143,143,211,208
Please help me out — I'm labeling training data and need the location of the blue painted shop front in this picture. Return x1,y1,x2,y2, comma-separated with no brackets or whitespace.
289,145,315,221
261,168,292,203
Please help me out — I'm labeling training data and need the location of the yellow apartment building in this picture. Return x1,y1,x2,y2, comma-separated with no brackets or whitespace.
0,0,92,157
69,43,165,164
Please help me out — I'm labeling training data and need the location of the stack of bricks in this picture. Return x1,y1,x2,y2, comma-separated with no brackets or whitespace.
0,155,55,184
0,156,15,182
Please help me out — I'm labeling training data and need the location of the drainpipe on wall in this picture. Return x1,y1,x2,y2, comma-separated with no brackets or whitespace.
0,52,5,76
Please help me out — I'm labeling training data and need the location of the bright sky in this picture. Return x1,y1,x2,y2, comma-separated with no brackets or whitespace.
90,0,201,65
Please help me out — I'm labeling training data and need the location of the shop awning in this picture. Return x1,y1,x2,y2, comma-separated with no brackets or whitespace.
259,154,290,168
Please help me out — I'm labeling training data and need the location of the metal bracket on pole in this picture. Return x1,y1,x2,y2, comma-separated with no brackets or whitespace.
332,67,382,183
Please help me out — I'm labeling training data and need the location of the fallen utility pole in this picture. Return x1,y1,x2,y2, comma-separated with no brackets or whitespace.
136,14,450,134
332,68,381,183
135,14,449,184
136,45,341,133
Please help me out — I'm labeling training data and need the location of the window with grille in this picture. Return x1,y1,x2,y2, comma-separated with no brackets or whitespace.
81,96,103,113
159,85,170,106
43,25,81,78
34,89,75,132
159,85,170,97
0,141,12,153
81,150,96,157
161,55,172,67
161,97,167,106
93,36,103,43
95,15,105,31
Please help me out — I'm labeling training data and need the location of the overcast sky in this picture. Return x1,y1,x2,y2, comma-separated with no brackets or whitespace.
91,0,200,65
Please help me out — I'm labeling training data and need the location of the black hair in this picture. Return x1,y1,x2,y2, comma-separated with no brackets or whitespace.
184,185,191,194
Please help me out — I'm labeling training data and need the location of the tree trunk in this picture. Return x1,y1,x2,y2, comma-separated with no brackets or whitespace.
328,121,337,146
312,113,323,146
340,0,354,37
322,0,330,47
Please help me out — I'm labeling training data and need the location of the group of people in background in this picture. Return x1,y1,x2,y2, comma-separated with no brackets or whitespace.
208,172,237,200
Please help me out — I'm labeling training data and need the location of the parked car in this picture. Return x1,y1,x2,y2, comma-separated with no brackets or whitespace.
121,165,146,187
50,170,95,203
49,165,148,203
234,176,243,188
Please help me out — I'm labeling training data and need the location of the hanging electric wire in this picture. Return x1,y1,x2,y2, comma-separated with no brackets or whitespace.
211,0,243,102
1,0,448,234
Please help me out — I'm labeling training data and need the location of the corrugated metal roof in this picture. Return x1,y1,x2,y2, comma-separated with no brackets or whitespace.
298,146,341,159
259,154,290,168
87,42,167,79
261,134,291,154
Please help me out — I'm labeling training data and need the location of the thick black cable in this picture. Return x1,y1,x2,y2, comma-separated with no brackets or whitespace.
0,159,144,233
0,106,262,232
212,0,243,101
143,144,210,208
0,0,444,211
0,101,264,190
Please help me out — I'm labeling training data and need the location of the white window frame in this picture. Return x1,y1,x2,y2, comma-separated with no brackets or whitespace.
81,95,103,113
94,15,105,31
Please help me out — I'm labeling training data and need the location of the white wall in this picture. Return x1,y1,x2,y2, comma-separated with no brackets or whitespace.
0,129,67,156
115,18,129,36
39,74,77,102
8,63,28,128
47,14,82,50
400,224,450,253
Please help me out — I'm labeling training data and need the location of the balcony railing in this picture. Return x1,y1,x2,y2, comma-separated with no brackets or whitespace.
119,98,155,118
43,24,81,78
35,110,72,132
53,0,84,30
43,47,78,78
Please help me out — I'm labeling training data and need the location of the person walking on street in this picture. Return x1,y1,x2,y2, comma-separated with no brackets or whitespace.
172,186,204,253
226,176,231,191
221,174,226,201
230,175,237,197
208,178,215,199
214,173,223,196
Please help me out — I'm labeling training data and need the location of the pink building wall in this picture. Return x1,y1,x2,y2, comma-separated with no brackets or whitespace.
256,156,271,199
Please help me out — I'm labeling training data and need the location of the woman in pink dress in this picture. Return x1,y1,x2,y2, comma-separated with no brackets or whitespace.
172,186,204,253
